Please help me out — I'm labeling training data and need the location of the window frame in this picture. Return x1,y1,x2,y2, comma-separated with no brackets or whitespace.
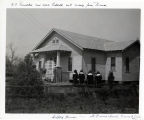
52,40,55,43
68,57,72,72
111,57,116,71
56,39,59,43
91,57,96,72
52,37,59,44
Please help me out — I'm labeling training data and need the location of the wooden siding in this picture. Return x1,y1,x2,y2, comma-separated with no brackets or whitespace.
82,50,106,80
105,52,122,81
33,31,140,82
33,53,46,70
122,42,140,81
34,32,83,80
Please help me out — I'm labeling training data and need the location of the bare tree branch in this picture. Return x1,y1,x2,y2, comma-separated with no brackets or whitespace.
7,43,18,65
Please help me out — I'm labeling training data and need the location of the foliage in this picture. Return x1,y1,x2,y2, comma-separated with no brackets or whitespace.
6,56,13,76
6,43,19,76
6,43,44,97
6,88,139,113
12,54,44,97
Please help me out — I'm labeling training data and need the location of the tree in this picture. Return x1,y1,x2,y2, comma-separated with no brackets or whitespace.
6,43,18,66
14,54,44,97
6,43,18,76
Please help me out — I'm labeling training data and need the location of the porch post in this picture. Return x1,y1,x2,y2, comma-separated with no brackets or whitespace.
54,50,62,82
42,54,46,68
56,51,60,67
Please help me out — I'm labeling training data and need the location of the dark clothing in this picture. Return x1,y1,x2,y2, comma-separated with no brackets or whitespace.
79,72,85,84
73,73,78,85
87,73,93,85
95,73,102,87
108,73,114,89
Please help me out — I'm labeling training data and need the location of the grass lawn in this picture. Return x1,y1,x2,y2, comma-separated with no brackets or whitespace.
6,85,139,113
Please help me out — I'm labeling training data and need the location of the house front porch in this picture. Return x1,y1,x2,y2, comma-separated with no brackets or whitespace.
31,44,73,83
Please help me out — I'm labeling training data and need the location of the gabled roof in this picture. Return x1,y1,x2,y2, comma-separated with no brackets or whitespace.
104,40,139,51
53,28,112,51
33,28,139,52
33,28,112,51
32,44,71,53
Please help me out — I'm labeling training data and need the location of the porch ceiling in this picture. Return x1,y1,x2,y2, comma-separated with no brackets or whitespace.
31,44,71,53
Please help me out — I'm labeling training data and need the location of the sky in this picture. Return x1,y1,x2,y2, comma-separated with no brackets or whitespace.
6,9,140,58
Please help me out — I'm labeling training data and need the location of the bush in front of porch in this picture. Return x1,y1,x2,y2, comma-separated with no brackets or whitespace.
7,54,44,97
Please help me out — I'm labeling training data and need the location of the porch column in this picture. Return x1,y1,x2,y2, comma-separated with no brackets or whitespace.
42,54,46,69
56,51,60,67
54,50,62,82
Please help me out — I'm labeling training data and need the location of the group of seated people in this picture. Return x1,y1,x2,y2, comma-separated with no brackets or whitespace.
73,70,102,87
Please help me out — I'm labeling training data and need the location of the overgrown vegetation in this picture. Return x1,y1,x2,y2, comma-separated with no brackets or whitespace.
6,43,18,77
6,43,44,97
11,54,44,97
6,87,139,113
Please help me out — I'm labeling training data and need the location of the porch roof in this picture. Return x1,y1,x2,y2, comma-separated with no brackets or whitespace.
31,44,71,53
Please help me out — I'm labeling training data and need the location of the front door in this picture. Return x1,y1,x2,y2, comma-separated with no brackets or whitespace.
45,57,56,82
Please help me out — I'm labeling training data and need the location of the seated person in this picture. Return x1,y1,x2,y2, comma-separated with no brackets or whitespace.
87,70,93,85
73,69,78,85
95,71,102,88
79,70,85,84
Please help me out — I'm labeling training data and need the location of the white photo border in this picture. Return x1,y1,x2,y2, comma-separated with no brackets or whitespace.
0,0,144,120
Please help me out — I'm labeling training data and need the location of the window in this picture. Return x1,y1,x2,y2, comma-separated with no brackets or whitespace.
91,57,96,72
39,61,42,69
125,57,129,72
52,37,59,44
68,57,72,71
56,39,59,43
52,40,55,43
111,57,116,71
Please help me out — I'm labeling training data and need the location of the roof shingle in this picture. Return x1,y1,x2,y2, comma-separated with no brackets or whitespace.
53,28,112,51
33,28,138,52
104,40,138,51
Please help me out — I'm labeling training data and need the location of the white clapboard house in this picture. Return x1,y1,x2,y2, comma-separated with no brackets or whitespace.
31,28,140,83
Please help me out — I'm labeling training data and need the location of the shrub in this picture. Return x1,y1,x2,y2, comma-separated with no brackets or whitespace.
12,54,44,97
